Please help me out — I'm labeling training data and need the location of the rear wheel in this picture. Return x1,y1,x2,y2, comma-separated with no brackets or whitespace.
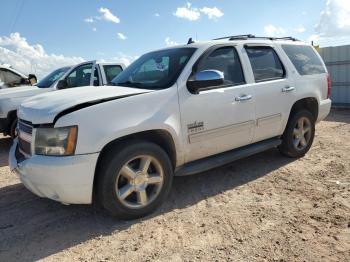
279,110,315,158
97,141,173,219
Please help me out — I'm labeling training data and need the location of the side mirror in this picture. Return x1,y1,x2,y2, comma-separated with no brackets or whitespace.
187,70,224,94
56,79,69,89
28,74,37,85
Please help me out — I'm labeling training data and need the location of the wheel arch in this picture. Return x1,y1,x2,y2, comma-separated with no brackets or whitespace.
288,97,318,123
92,129,177,199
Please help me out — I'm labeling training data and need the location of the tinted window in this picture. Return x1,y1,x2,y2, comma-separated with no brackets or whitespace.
282,45,326,75
104,65,123,84
246,46,285,82
112,48,196,89
195,46,245,86
36,67,70,88
65,63,93,88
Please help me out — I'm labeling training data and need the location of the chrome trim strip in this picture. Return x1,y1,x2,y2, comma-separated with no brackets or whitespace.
19,131,32,143
189,120,255,144
257,113,282,126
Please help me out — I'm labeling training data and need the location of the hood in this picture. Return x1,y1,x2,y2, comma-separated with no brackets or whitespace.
18,85,153,124
0,85,45,99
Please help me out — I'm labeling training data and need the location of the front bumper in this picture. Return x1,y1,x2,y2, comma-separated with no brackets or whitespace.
9,139,99,204
317,98,332,122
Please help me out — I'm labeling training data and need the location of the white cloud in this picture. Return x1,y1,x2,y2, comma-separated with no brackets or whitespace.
92,27,97,32
173,2,200,21
200,7,224,20
302,11,307,16
315,0,350,37
165,37,178,46
117,32,127,40
295,25,306,33
154,13,160,17
0,33,84,78
309,0,350,46
98,7,120,23
264,24,286,36
112,52,138,66
84,17,94,23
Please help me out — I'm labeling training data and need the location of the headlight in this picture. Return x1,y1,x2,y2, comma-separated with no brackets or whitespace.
34,126,78,156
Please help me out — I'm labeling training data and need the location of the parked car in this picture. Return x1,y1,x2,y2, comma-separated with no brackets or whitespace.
9,35,331,219
0,65,37,89
0,61,125,137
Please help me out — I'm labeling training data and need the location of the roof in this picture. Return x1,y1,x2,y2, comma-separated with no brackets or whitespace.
153,35,310,52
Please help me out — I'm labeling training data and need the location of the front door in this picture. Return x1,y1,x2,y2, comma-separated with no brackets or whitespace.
178,45,256,163
59,61,97,88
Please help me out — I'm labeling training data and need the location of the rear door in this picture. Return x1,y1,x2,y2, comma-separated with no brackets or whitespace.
244,44,296,142
100,64,124,85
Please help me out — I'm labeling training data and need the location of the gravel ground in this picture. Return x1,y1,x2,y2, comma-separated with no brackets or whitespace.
0,110,349,262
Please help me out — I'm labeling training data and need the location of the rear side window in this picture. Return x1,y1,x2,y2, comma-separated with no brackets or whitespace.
103,65,123,84
282,45,326,75
246,46,285,82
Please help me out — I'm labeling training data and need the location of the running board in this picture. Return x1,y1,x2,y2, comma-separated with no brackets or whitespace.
175,137,281,176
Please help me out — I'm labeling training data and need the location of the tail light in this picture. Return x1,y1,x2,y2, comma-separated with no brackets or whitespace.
327,73,331,99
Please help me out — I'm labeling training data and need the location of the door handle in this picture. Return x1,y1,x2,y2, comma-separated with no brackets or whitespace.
282,86,295,93
235,94,252,102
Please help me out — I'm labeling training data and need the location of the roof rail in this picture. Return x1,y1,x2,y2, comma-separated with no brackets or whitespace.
213,35,299,41
213,34,255,40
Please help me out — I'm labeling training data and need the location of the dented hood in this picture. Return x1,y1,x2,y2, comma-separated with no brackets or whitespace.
18,85,153,124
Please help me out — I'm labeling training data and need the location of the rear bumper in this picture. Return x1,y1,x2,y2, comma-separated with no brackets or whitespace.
317,99,332,122
9,139,99,204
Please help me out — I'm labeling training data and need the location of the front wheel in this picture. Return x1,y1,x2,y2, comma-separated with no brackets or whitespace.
97,141,173,219
279,110,315,158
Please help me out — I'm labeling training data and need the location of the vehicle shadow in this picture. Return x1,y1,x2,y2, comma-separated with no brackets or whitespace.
0,149,295,262
324,109,350,124
0,137,12,167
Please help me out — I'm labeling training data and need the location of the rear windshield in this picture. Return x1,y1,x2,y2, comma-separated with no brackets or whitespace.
282,45,326,75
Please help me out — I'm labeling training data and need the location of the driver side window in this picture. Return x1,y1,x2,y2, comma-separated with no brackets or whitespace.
195,46,245,86
133,57,169,83
65,63,93,88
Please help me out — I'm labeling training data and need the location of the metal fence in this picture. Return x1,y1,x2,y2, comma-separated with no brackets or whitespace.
319,45,350,107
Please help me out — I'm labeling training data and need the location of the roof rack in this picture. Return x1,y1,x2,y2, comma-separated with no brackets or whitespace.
213,34,299,41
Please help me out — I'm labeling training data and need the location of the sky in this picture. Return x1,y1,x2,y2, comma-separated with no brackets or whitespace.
0,0,350,78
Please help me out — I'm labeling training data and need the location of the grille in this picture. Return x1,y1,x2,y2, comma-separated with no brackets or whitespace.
18,119,33,157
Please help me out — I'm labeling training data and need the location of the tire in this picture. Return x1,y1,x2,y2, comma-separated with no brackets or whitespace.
97,140,173,219
279,110,315,158
9,118,18,139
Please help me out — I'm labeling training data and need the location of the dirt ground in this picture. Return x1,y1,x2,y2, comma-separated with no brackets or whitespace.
0,110,349,262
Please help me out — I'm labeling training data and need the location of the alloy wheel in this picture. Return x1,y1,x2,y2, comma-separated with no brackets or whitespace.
115,155,164,209
292,117,312,151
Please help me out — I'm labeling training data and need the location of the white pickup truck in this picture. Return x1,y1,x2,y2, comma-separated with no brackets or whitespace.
10,35,331,219
0,61,125,137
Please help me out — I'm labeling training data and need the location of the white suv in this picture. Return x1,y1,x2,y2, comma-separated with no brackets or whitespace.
9,35,331,219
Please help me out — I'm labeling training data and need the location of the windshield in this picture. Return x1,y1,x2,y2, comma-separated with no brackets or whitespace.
111,47,196,89
36,67,70,88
